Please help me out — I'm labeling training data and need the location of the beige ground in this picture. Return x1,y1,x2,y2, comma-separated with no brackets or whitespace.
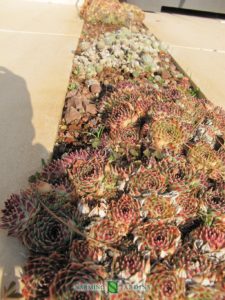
0,0,82,296
145,12,225,108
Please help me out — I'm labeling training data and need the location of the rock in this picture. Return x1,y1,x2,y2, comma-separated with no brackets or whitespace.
90,83,101,94
85,104,97,115
65,107,82,124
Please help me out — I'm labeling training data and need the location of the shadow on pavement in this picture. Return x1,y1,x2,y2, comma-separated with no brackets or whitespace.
0,67,48,297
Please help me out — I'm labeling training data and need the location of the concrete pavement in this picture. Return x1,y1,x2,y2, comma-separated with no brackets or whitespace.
145,12,225,108
0,0,82,295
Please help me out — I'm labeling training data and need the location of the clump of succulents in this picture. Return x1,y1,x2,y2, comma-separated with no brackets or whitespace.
74,27,166,79
2,2,225,299
80,0,144,26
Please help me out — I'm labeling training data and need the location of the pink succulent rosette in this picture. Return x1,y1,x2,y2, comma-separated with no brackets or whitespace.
150,117,192,153
89,218,126,246
49,262,107,300
70,239,105,263
134,222,181,259
0,189,37,237
144,269,186,300
187,142,225,179
203,188,225,222
114,251,150,282
21,253,67,300
187,285,225,300
171,243,215,284
141,193,176,222
175,192,200,224
68,150,117,199
129,165,167,196
110,194,140,231
189,220,225,258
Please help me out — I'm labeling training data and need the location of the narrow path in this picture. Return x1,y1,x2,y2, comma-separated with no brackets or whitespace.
0,0,82,294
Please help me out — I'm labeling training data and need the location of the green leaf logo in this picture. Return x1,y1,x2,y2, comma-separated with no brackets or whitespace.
107,280,118,294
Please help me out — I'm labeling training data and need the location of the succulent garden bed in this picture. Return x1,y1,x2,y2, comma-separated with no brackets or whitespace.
2,0,225,299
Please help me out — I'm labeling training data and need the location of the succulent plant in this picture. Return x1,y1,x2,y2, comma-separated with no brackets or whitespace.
21,252,67,300
133,222,181,259
187,142,225,179
89,218,126,245
150,117,192,153
110,194,140,231
145,269,186,300
49,262,107,300
187,285,225,300
189,220,225,258
114,251,150,282
129,165,167,196
0,189,37,237
171,243,214,284
70,239,105,263
202,187,225,222
141,193,176,222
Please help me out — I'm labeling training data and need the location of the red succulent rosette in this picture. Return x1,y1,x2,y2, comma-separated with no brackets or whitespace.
89,218,126,246
141,193,176,222
129,165,167,196
21,252,67,300
171,243,215,284
203,188,225,222
108,102,138,131
190,220,225,257
187,285,225,300
69,150,117,199
134,222,181,259
187,142,225,179
49,262,107,300
0,189,37,237
110,125,140,147
145,270,186,300
70,239,105,263
114,251,150,282
175,191,200,224
150,117,192,153
110,194,140,230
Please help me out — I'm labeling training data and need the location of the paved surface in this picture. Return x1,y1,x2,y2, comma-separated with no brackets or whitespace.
0,0,82,295
145,12,225,108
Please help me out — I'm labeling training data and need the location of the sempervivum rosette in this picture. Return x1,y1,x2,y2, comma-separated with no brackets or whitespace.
175,191,200,225
49,262,107,300
110,290,142,300
171,243,215,285
69,150,117,199
109,194,140,231
133,222,181,259
141,193,176,222
21,203,81,254
110,126,140,151
114,251,150,282
0,189,37,237
158,154,207,191
107,101,138,131
187,285,225,300
144,269,186,300
89,218,126,246
70,239,105,263
189,220,225,259
187,142,225,179
202,188,225,222
21,252,67,300
129,165,167,196
150,117,192,153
